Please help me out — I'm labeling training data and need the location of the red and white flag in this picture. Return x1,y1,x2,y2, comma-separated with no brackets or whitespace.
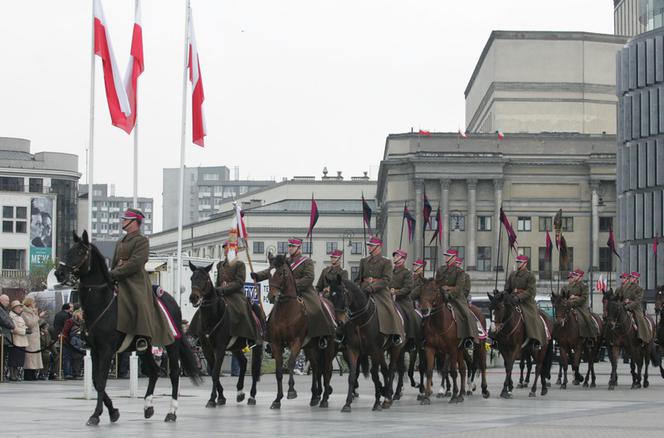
595,275,607,293
418,129,431,137
188,14,206,147
118,0,144,134
497,131,505,140
234,203,248,240
93,0,132,130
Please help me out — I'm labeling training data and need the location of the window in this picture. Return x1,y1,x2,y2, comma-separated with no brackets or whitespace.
2,249,26,270
302,241,312,255
2,207,12,218
0,177,23,192
253,241,264,254
538,247,552,280
517,216,531,232
2,221,12,233
350,242,363,255
450,246,465,261
562,217,574,232
559,247,574,272
93,189,102,197
16,207,26,219
29,178,43,193
450,214,465,231
350,266,360,282
539,216,553,232
326,241,338,255
1,206,27,234
477,216,492,231
424,246,436,267
477,246,492,272
203,173,219,181
599,247,613,272
517,247,531,270
599,217,613,232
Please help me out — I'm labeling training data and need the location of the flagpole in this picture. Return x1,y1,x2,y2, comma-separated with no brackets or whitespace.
494,209,503,291
87,0,96,237
504,222,513,287
176,0,190,308
133,121,138,208
362,192,367,256
399,202,406,250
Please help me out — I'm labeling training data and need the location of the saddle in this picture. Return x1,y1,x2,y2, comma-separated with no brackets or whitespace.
320,296,338,328
539,313,552,342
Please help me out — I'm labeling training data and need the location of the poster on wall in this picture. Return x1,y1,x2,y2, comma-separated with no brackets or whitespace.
30,197,54,272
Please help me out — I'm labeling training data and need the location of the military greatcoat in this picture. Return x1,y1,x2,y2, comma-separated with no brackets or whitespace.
390,265,420,339
316,265,349,293
622,283,650,343
504,269,547,346
215,258,258,342
357,255,403,337
567,281,598,338
435,264,478,342
111,231,174,346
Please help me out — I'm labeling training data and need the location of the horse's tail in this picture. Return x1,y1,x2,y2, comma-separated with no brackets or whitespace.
359,353,370,378
179,334,203,385
252,342,263,382
543,339,554,380
649,342,661,368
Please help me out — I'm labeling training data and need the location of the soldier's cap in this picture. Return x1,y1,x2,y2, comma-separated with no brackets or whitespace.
619,272,629,279
287,238,303,246
630,271,641,279
121,208,145,221
330,249,343,258
567,271,576,279
574,268,585,278
392,249,407,258
444,249,458,257
221,240,229,248
413,259,427,268
515,254,529,263
455,258,464,267
367,236,382,246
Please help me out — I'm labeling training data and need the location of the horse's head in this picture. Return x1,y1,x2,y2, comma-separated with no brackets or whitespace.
655,285,664,312
326,273,350,318
418,278,441,318
55,231,92,286
188,262,214,307
604,290,624,331
551,292,570,328
267,254,296,303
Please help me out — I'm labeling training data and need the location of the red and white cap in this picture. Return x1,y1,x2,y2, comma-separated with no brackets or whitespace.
630,271,641,279
288,238,303,246
330,249,343,258
121,208,145,221
567,271,576,279
516,254,529,263
619,272,630,279
413,259,427,268
367,236,383,246
444,249,458,257
455,258,464,267
574,269,585,278
392,249,407,258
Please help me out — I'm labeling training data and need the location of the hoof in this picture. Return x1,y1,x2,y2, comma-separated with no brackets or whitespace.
145,406,155,418
417,393,425,401
541,387,548,396
86,416,100,427
435,392,443,399
205,400,216,408
583,382,589,388
270,401,281,409
546,382,551,388
237,392,245,403
372,402,382,411
573,380,581,386
560,384,566,390
109,408,120,423
482,390,490,399
590,382,596,388
309,397,320,407
528,391,536,398
420,397,431,405
444,391,452,398
341,404,351,413
644,381,650,388
217,398,226,406
287,390,297,400
352,391,359,398
164,413,176,422
319,400,329,408
393,392,402,401
456,395,464,404
500,390,512,399
608,385,615,391
248,397,256,406
381,400,392,409
466,390,472,396
631,383,641,389
517,383,526,389
449,396,458,404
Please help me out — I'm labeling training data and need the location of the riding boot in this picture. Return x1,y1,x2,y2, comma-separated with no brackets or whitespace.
529,339,541,351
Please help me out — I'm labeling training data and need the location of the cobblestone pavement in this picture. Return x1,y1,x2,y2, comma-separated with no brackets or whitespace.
1,361,663,437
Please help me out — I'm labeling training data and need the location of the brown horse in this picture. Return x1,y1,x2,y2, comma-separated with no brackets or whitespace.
488,291,554,398
266,254,337,409
551,292,603,389
604,289,655,389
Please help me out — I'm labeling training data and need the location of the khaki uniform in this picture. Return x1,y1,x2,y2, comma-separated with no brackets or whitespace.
357,255,403,337
504,269,547,346
622,283,650,343
567,281,598,338
410,273,425,302
215,258,259,342
435,264,478,342
390,266,420,339
316,265,349,293
111,231,174,346
462,272,471,299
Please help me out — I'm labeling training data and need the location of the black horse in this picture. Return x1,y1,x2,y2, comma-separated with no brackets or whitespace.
55,231,201,425
188,262,262,407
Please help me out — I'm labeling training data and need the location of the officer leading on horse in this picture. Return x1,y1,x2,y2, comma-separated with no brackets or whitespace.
389,249,419,342
562,269,599,345
623,272,651,345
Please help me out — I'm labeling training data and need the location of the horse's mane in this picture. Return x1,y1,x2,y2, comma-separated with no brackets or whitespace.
272,254,287,269
89,243,113,286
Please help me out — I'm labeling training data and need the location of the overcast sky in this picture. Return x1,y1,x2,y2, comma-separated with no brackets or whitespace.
0,1,615,232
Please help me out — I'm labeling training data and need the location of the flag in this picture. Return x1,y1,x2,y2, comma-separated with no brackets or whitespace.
419,129,431,137
362,195,373,234
423,189,432,230
497,131,505,140
595,275,607,293
233,203,248,240
654,234,659,255
458,128,468,139
306,195,319,238
545,227,553,262
117,0,144,134
499,207,517,251
188,13,206,147
429,207,443,245
607,226,621,260
404,205,416,242
559,234,569,269
93,0,132,130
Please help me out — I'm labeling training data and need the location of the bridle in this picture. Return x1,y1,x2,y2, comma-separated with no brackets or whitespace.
270,264,300,303
192,271,228,338
490,294,524,339
420,282,456,335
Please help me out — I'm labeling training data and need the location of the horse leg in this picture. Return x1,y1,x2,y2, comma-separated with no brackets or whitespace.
559,347,568,389
572,344,584,385
164,344,180,422
478,342,490,398
382,347,400,409
341,349,357,412
234,351,248,403
393,349,405,401
215,349,228,406
248,345,261,405
307,346,322,407
271,343,284,409
500,349,514,399
555,359,561,385
589,343,598,388
87,348,111,426
632,349,643,389
530,351,541,397
319,344,334,408
455,350,466,403
370,354,383,411
141,350,160,418
286,340,303,400
408,347,418,388
421,346,435,405
643,345,650,388
608,345,619,390
518,355,526,388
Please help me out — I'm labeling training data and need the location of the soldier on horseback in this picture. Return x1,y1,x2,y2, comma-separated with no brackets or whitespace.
316,249,348,293
562,269,599,345
504,254,547,350
623,272,651,345
109,208,175,352
410,259,427,303
435,249,477,349
455,258,471,300
389,249,419,342
356,237,404,345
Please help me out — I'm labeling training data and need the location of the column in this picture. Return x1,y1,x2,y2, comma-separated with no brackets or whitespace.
414,179,423,264
591,181,600,271
466,179,478,271
493,178,503,271
439,178,450,260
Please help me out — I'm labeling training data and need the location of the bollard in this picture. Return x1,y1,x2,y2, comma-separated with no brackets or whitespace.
58,335,63,380
129,352,138,398
83,349,94,399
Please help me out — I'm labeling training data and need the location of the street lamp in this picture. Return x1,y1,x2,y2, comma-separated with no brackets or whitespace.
342,230,354,271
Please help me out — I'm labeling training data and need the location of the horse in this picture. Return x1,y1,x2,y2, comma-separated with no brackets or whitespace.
551,292,603,389
488,291,553,398
188,262,262,407
266,254,337,409
656,286,664,378
54,231,201,425
604,289,655,390
326,274,403,412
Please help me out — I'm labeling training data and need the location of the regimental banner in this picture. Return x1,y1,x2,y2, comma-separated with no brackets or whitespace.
29,197,55,272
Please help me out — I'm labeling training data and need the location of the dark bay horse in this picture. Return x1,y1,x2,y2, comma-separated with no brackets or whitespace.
488,291,553,399
266,255,336,409
327,275,403,412
551,293,603,389
656,286,664,378
54,231,201,425
188,262,262,407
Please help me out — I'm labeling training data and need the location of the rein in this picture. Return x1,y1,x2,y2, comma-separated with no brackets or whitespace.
493,302,524,339
348,296,376,328
195,275,228,338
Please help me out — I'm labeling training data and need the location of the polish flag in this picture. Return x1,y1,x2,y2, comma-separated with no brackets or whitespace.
595,275,607,293
188,14,206,147
93,0,132,130
497,131,505,140
418,129,431,137
234,203,248,240
458,129,468,138
117,0,144,134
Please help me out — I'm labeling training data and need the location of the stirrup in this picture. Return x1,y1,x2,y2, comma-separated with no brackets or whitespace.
135,337,149,353
319,337,329,349
392,335,403,346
